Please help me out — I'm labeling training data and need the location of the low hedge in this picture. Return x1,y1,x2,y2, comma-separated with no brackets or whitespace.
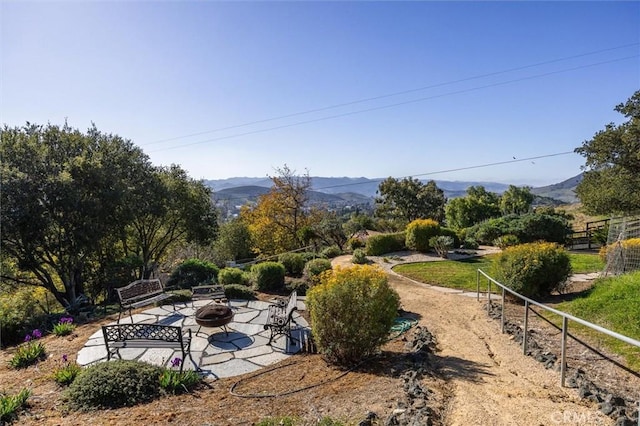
365,232,406,256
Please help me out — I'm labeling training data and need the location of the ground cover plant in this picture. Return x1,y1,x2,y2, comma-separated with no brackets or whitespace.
0,388,31,424
52,317,76,336
51,354,81,386
8,329,46,369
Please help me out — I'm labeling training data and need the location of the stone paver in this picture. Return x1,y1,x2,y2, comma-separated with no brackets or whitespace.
76,299,308,380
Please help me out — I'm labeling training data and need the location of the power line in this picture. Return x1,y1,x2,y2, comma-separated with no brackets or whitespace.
213,151,576,202
149,55,638,153
315,151,575,191
144,43,639,146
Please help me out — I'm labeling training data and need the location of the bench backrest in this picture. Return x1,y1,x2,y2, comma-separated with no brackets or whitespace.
191,284,226,300
117,279,164,304
285,290,297,317
102,324,183,343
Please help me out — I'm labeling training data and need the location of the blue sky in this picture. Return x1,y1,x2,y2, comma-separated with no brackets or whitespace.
2,1,639,186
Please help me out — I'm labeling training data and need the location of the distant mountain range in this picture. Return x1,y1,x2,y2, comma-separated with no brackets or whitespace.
205,173,583,209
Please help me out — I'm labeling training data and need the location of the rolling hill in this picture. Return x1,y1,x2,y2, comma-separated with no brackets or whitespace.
206,173,583,210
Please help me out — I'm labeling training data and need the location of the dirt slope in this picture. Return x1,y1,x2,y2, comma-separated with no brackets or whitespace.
389,274,612,425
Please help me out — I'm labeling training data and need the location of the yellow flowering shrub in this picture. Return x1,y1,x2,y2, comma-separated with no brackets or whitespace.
307,265,400,366
492,242,572,299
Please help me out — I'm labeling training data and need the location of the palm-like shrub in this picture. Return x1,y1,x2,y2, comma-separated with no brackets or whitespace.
307,265,400,366
492,242,571,298
405,219,440,253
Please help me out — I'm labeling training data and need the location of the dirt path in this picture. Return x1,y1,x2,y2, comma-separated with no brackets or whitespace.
389,274,611,425
333,254,614,425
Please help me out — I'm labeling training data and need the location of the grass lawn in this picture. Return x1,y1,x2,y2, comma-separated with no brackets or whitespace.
394,252,605,293
393,254,498,293
568,252,605,274
548,271,640,370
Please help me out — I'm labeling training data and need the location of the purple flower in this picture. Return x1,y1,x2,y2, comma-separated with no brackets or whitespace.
170,357,182,368
62,354,68,363
32,329,42,339
24,334,31,342
60,317,73,324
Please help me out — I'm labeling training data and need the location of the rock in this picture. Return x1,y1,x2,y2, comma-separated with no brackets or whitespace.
600,402,614,416
578,386,592,398
615,416,634,426
358,411,378,426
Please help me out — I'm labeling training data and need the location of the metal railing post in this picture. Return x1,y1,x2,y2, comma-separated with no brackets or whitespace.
487,278,491,314
501,287,505,333
523,301,529,355
561,317,568,387
476,270,480,302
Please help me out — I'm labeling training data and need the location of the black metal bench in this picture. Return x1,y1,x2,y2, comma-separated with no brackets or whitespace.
264,290,298,345
102,324,192,372
116,279,173,323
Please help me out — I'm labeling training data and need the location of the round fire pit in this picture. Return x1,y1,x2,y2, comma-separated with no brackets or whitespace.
195,304,234,335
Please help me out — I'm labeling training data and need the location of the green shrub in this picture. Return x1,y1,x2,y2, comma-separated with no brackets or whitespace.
429,235,454,258
303,258,333,284
320,245,342,259
467,214,571,245
65,360,163,410
251,262,286,292
278,253,306,276
365,232,406,256
52,355,81,386
218,267,248,285
9,330,46,369
492,242,572,298
0,287,50,347
351,248,368,264
307,265,400,366
462,238,479,249
517,214,571,244
405,219,441,253
438,227,461,248
0,388,31,424
286,278,309,296
347,237,365,251
494,234,520,249
166,258,219,289
224,284,256,300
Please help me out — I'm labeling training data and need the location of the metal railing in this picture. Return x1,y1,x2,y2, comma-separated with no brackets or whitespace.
475,269,640,388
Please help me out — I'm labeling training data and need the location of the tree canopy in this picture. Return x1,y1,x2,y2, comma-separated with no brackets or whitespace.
445,185,501,229
0,123,218,309
240,165,313,256
575,90,640,215
500,185,534,215
375,177,446,225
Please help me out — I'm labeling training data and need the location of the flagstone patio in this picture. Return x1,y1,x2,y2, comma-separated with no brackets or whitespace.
76,298,309,380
